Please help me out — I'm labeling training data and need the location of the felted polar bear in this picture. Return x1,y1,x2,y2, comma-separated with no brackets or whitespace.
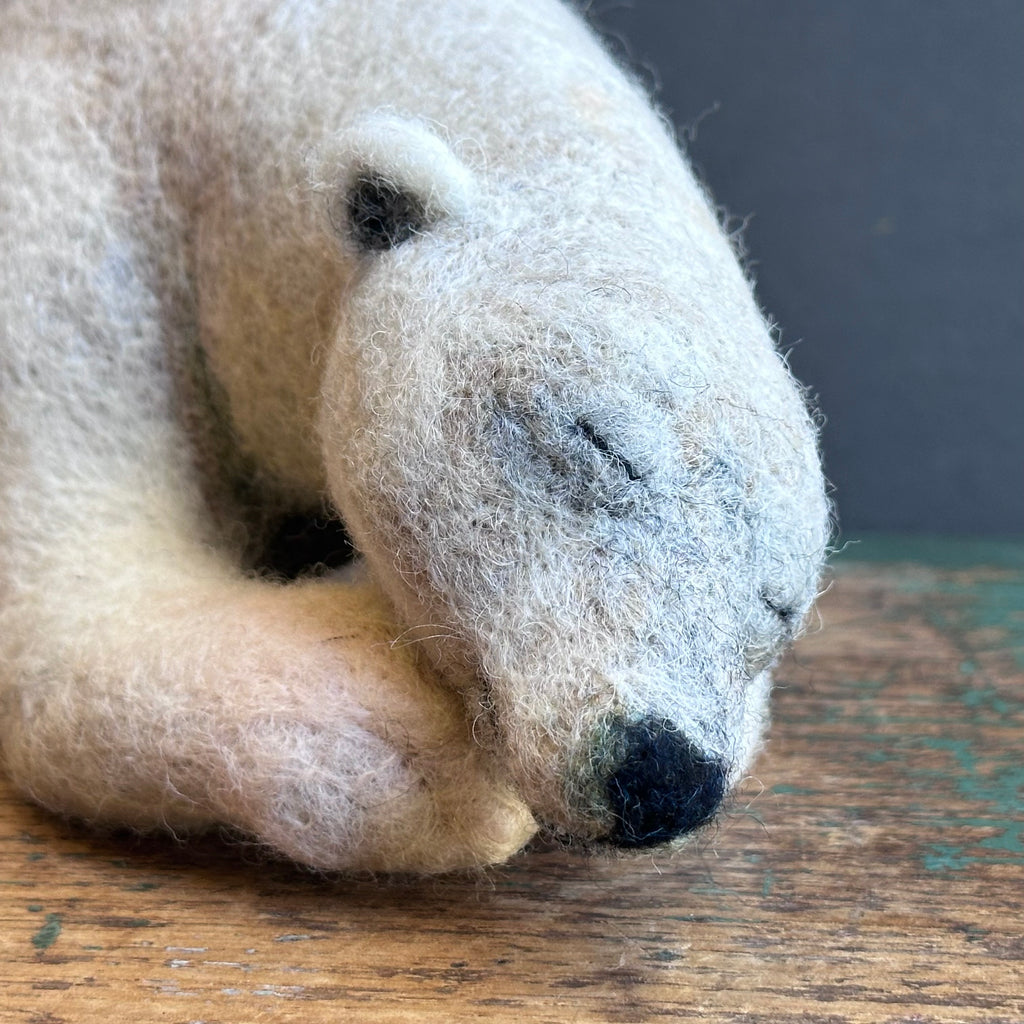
0,0,829,872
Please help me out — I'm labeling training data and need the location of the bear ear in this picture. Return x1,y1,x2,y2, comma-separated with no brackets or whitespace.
310,113,476,253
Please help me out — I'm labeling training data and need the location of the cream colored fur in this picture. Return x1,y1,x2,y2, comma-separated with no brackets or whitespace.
0,0,829,870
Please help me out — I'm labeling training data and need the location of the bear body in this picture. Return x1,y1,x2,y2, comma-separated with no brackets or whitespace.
0,0,829,870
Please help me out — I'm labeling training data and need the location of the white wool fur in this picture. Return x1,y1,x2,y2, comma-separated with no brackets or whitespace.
0,0,830,870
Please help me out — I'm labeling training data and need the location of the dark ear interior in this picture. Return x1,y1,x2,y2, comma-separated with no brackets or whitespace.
344,174,429,251
255,510,355,579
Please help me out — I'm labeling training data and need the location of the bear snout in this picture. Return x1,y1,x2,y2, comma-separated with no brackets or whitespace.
602,717,727,848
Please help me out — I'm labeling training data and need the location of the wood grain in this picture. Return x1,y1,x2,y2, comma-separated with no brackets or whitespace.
2,536,1022,1023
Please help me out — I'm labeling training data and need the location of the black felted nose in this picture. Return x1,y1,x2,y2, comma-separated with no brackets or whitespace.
605,717,726,848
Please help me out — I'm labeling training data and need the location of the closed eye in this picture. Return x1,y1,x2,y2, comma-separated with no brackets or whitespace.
574,417,643,482
760,590,795,626
490,400,646,516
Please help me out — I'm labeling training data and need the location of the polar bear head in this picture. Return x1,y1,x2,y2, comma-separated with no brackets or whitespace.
313,109,829,849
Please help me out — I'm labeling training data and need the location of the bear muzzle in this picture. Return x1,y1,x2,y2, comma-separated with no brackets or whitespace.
511,711,730,849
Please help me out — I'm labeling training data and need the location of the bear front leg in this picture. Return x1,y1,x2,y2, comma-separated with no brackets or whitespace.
0,95,534,872
0,549,535,873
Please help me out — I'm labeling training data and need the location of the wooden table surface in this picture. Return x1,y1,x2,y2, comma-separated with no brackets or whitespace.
3,536,1022,1023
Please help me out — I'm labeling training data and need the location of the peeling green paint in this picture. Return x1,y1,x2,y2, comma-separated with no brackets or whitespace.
31,913,62,951
957,924,988,942
839,534,1024,669
827,540,1024,875
917,736,1024,810
648,948,683,963
907,575,1022,668
961,683,1016,717
848,708,1024,873
922,842,1023,872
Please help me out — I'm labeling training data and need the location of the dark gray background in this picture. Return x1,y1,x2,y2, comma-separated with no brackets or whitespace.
586,0,1023,537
